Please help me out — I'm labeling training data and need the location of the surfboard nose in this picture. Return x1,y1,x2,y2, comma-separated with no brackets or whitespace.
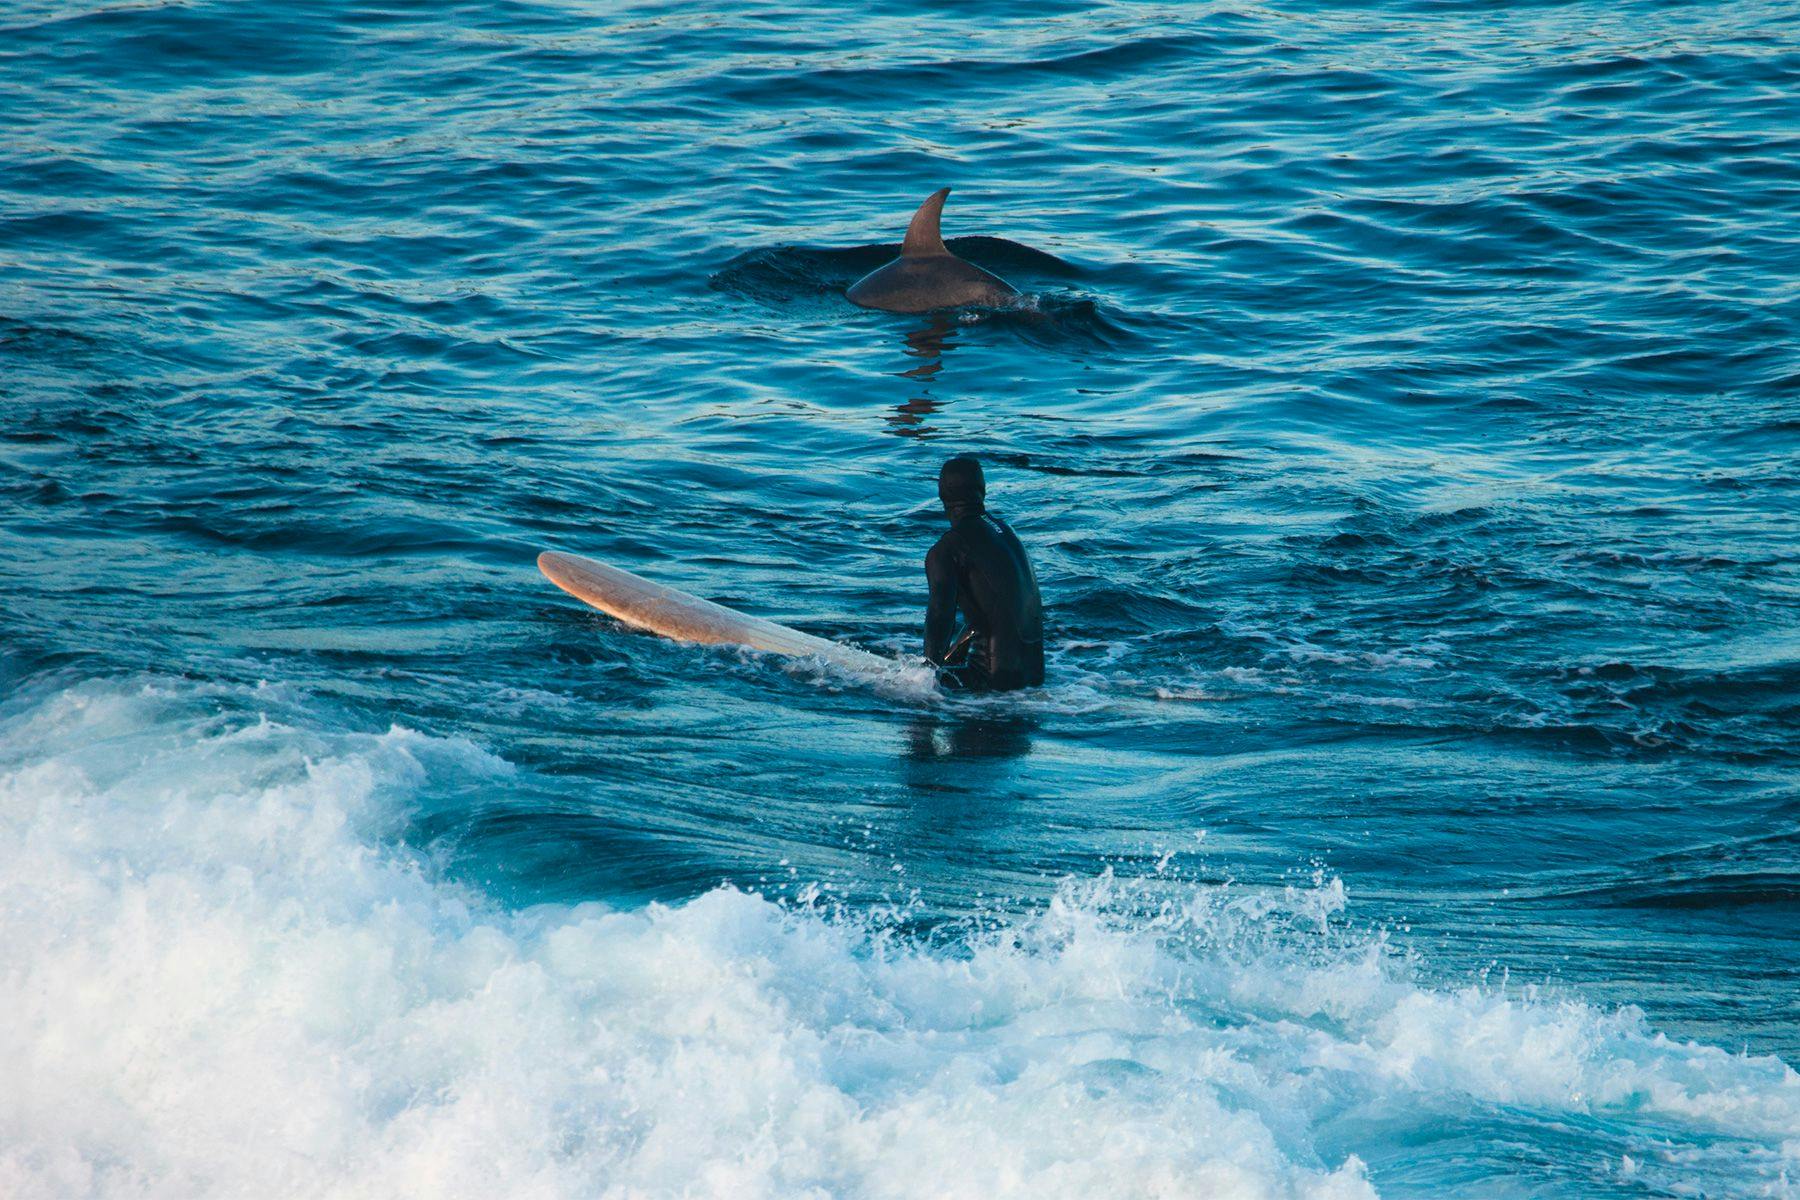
538,551,580,591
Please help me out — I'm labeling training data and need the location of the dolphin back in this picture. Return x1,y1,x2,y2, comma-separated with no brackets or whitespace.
848,188,1022,313
847,256,1017,313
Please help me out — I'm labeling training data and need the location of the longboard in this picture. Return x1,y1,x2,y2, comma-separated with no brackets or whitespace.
538,551,896,674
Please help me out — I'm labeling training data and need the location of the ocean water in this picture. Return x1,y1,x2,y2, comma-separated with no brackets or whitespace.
2,0,1797,1196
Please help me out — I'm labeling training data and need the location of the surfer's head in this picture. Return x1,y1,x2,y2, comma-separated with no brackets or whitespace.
938,455,986,520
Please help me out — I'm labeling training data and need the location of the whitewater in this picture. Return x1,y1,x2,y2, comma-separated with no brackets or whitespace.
2,676,1794,1199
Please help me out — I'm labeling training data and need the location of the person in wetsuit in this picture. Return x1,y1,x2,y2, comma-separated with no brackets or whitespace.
924,456,1045,691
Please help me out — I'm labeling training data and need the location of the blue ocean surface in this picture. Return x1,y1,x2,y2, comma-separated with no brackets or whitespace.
2,0,1797,1195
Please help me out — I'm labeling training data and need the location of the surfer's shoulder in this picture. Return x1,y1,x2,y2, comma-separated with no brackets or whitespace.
926,528,961,570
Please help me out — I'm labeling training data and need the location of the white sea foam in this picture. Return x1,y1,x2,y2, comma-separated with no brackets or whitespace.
1,677,1795,1199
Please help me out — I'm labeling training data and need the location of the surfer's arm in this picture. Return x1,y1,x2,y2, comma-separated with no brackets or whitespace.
923,540,960,665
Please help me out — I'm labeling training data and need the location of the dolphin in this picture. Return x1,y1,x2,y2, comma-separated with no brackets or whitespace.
847,188,1021,313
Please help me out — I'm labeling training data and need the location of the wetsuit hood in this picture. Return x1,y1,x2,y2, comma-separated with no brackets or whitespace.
938,455,986,522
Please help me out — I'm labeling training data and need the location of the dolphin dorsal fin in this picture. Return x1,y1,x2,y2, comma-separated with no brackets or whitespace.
902,188,951,257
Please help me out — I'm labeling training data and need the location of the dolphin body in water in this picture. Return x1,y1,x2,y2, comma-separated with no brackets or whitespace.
847,188,1021,313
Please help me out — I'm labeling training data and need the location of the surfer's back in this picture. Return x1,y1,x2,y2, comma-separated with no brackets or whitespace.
932,511,1045,688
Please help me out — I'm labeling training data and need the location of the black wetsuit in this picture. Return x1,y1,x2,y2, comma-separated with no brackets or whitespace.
924,505,1044,691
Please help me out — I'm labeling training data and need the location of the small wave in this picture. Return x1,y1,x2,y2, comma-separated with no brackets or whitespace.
709,236,1080,303
1548,872,1800,911
1531,832,1800,911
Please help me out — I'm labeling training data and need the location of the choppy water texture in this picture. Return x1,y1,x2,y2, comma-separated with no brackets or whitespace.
2,1,1798,1196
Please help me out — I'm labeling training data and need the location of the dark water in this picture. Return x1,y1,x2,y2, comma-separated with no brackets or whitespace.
2,1,1797,1196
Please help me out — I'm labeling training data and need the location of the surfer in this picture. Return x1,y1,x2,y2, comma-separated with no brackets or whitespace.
925,456,1045,691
